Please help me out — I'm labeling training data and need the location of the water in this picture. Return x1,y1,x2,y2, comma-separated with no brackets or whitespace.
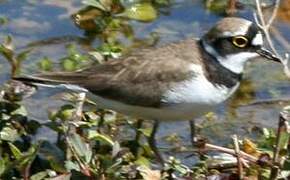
0,0,289,164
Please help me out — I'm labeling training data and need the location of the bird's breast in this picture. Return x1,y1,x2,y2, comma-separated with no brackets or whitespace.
161,65,240,106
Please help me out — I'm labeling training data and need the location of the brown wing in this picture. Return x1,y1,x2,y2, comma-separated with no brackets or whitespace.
16,39,202,107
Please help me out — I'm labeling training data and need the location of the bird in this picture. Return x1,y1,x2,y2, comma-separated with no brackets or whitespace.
13,17,281,162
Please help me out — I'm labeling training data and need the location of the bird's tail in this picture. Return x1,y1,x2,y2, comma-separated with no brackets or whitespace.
13,72,88,92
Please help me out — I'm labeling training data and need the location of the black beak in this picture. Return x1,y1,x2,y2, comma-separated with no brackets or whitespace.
256,47,281,63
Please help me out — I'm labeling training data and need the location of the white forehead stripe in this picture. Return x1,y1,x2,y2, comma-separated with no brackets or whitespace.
252,32,263,46
221,21,253,37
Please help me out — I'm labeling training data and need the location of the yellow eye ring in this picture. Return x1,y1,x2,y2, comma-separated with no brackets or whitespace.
232,36,248,48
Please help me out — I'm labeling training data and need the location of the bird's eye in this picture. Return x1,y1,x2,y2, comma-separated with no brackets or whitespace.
232,36,248,48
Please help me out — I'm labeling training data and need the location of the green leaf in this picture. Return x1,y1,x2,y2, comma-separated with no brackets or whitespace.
39,141,66,172
0,159,6,176
69,133,92,163
135,156,150,167
30,171,48,180
38,57,53,71
16,144,39,169
58,105,75,120
0,102,20,115
0,16,8,26
260,168,271,179
65,161,80,171
0,127,19,142
120,3,157,22
3,36,13,50
82,0,111,12
154,0,170,6
112,141,120,157
16,49,31,63
283,106,290,113
277,131,290,154
62,59,77,71
103,111,117,123
87,130,114,146
205,0,228,13
8,143,23,159
49,172,71,180
283,159,290,170
139,128,152,137
99,0,112,11
0,44,14,63
262,128,270,138
12,105,27,116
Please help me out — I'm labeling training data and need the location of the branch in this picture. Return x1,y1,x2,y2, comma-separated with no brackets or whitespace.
204,143,273,167
64,92,91,176
270,106,290,179
254,0,290,79
232,135,243,179
68,92,86,135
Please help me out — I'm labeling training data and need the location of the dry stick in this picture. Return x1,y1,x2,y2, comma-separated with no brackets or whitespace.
226,0,237,15
269,28,290,77
270,108,290,179
67,91,86,142
242,98,290,107
273,115,286,162
270,114,284,179
254,0,280,53
71,92,86,127
204,143,274,167
207,162,241,170
254,0,290,79
65,92,91,176
232,135,243,180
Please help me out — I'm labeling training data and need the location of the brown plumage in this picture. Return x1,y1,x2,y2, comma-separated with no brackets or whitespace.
15,39,204,107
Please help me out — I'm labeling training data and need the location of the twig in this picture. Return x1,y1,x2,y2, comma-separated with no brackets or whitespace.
241,98,290,107
226,0,237,15
270,106,290,179
273,115,286,162
66,136,91,176
204,143,273,167
254,0,290,79
74,92,86,121
22,163,31,180
68,92,86,135
64,92,91,176
232,135,243,179
254,0,280,53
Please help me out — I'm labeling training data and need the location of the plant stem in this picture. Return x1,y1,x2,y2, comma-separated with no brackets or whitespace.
270,107,290,179
232,135,243,180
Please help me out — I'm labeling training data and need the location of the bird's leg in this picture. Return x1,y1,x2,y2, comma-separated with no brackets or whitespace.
148,121,163,164
135,119,144,143
131,119,143,156
189,120,207,158
189,120,196,146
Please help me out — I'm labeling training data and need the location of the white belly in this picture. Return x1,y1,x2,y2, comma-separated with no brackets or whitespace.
86,93,214,121
86,82,239,121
